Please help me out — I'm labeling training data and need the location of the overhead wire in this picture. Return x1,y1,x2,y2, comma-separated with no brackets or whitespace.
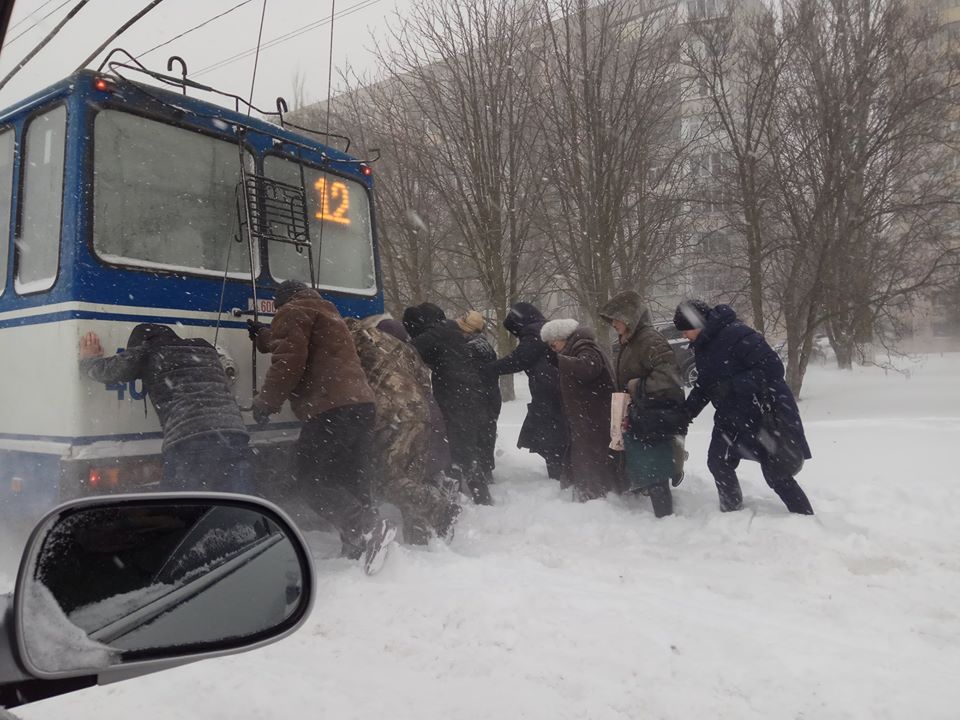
4,0,73,46
7,0,61,33
246,0,268,113
0,0,93,92
135,0,255,60
191,0,382,78
315,0,338,283
74,0,170,71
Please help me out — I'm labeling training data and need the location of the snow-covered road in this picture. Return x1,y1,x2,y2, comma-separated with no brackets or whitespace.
15,354,960,719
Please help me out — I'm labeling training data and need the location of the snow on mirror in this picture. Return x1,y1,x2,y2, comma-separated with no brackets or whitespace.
17,501,307,675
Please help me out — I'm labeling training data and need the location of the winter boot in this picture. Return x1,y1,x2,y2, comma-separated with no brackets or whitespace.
362,518,397,576
468,477,493,506
771,478,814,515
671,436,687,487
435,501,462,543
648,482,673,518
404,517,432,546
716,479,744,512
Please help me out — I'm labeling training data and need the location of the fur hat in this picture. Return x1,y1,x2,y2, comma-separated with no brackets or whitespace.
275,280,310,308
673,299,712,331
540,318,580,344
456,310,486,334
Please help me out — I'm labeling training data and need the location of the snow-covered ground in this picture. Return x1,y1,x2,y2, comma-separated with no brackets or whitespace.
11,354,960,719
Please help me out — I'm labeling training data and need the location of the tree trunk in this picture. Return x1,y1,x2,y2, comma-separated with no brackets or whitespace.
495,315,516,402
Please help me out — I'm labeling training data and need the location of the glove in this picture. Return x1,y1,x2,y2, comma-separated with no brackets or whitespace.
252,405,271,425
545,348,559,367
247,319,266,341
707,380,731,403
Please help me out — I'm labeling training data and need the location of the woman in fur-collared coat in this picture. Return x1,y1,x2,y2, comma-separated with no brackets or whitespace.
541,319,618,501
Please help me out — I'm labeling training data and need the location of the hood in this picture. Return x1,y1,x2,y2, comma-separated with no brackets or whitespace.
126,323,178,349
503,302,546,337
403,302,447,338
698,304,739,345
599,291,653,338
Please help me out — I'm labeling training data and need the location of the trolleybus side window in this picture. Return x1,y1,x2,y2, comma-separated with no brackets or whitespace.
92,110,255,278
263,156,376,295
16,105,66,294
0,129,13,296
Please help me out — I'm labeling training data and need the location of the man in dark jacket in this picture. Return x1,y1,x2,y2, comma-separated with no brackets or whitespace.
78,324,252,493
402,302,492,505
674,300,814,515
484,302,568,480
457,310,502,483
250,281,396,574
600,292,687,517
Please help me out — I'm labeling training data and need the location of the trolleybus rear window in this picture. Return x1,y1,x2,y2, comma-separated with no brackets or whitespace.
263,156,376,295
0,129,13,296
92,110,255,278
16,106,66,294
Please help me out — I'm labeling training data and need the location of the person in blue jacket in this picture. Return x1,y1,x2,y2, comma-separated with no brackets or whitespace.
674,300,814,514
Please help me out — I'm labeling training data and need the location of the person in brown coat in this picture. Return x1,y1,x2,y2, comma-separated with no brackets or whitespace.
249,280,395,574
599,291,688,518
540,319,619,501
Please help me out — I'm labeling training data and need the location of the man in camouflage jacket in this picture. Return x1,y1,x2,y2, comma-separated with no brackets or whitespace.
347,317,460,543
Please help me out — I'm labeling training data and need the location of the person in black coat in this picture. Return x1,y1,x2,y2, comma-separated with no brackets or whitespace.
403,303,492,505
456,310,502,483
484,302,569,480
675,300,814,514
79,323,252,494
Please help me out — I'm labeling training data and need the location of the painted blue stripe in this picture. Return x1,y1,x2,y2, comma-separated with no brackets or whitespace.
0,422,301,446
0,309,251,330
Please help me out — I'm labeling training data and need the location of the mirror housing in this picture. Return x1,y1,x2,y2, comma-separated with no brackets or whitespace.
3,493,314,699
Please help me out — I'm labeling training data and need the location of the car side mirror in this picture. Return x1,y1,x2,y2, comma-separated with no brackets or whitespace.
11,494,315,683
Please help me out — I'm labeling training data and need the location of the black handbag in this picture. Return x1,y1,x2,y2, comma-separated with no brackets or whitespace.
756,389,805,477
628,398,689,439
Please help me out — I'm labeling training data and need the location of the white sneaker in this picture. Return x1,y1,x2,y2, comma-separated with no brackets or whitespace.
362,519,397,576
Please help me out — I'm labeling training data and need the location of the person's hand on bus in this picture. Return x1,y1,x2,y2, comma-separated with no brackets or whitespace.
253,404,271,426
247,319,266,341
79,332,104,360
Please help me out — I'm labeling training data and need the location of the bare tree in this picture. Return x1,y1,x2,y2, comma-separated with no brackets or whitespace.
531,0,695,333
375,0,550,384
685,1,791,333
766,0,960,392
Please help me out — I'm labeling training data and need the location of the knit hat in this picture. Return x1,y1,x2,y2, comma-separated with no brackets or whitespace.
456,310,486,334
540,318,580,344
275,280,310,308
673,299,712,331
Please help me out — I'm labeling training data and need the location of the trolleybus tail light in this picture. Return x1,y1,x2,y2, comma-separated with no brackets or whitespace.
94,77,115,93
88,467,120,488
360,163,372,177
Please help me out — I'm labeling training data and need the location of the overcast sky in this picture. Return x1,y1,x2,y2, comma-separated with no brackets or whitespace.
0,0,412,112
